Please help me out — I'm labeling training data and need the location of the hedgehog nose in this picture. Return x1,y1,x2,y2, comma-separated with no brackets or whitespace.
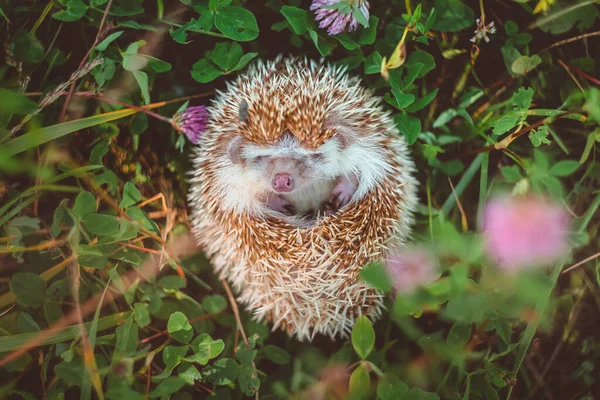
272,173,294,192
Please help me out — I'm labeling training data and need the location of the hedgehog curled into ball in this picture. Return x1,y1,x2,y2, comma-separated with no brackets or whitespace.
188,57,418,341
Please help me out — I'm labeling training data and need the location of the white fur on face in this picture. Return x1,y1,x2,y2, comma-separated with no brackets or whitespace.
213,126,391,218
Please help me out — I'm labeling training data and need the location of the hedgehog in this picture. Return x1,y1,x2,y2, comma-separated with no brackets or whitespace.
188,56,418,341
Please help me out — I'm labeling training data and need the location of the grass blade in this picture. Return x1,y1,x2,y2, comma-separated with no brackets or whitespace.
440,153,484,216
81,281,111,400
0,101,166,156
0,312,131,352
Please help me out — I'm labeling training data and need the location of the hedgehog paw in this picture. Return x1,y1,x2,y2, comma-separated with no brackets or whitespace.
327,174,359,212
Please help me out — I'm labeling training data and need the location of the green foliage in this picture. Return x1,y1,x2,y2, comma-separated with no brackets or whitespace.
352,315,375,360
1,0,600,399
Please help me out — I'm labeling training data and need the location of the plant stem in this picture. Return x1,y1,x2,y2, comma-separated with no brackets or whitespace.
84,93,172,124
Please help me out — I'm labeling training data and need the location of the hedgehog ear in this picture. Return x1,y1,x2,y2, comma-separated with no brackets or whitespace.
324,112,355,149
228,136,245,164
335,127,355,149
238,100,249,123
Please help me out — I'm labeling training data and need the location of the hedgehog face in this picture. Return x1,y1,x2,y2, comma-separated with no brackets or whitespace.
230,131,340,196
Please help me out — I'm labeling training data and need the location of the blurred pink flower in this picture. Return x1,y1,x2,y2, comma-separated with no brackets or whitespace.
385,247,440,294
482,195,571,271
310,0,370,36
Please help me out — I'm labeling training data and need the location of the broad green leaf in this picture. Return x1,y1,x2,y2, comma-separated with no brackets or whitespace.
402,63,424,89
133,303,150,327
89,141,110,165
109,2,144,16
405,88,439,113
209,0,232,11
0,89,39,115
377,373,409,400
583,88,600,122
529,125,551,147
144,56,172,73
214,6,259,41
492,318,512,345
132,70,150,104
308,29,334,56
425,7,437,31
351,5,369,28
184,344,210,365
95,31,124,51
202,358,240,385
122,41,145,71
163,345,188,367
10,29,45,64
160,275,187,290
92,57,117,87
148,377,186,398
281,6,311,35
115,315,138,356
501,165,522,183
335,33,359,50
118,20,159,30
119,182,141,208
202,294,227,314
392,90,416,109
432,0,475,32
168,311,193,333
511,55,542,75
359,262,393,292
81,213,119,236
125,207,160,234
177,363,202,385
492,112,520,136
511,87,534,111
191,58,222,83
53,0,88,22
72,192,96,218
549,160,579,177
359,16,379,45
233,52,258,71
394,113,421,145
348,363,370,398
169,9,214,43
351,315,375,360
211,42,243,71
262,345,291,365
190,334,225,361
237,339,257,366
9,273,46,308
110,250,142,266
405,387,440,400
238,363,260,396
446,322,471,347
78,254,108,269
364,51,382,74
55,357,85,386
407,51,436,79
171,320,194,344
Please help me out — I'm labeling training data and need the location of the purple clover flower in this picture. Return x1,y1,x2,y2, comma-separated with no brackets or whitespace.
481,195,571,272
384,247,440,295
172,105,208,145
310,0,370,36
